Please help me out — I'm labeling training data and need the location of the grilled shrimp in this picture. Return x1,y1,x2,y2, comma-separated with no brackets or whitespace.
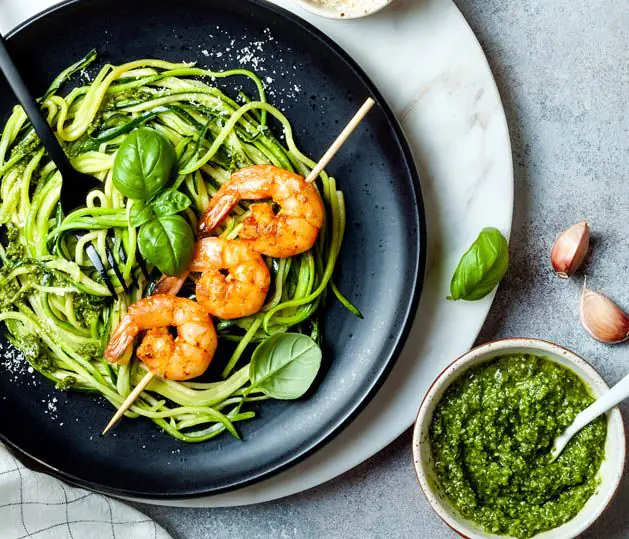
153,238,270,320
104,295,217,380
198,165,325,258
190,237,270,319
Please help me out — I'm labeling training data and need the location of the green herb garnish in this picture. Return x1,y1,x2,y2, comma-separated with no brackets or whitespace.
448,227,509,301
113,127,194,275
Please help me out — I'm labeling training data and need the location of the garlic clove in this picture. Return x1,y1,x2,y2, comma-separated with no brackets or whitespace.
579,286,629,344
551,221,589,278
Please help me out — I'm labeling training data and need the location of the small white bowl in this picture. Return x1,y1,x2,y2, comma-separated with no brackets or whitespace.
291,0,394,20
412,338,625,539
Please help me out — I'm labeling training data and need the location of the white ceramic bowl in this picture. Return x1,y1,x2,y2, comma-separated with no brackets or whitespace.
412,338,625,539
291,0,394,20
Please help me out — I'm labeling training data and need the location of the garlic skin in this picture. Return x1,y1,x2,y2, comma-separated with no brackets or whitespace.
579,287,629,344
551,221,589,278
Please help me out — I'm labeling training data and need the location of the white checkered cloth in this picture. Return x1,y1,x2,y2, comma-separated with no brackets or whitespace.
0,444,171,539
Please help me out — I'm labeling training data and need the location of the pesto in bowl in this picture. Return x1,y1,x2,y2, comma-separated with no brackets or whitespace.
429,354,606,539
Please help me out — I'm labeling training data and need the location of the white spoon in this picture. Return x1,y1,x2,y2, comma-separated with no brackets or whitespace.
550,371,629,461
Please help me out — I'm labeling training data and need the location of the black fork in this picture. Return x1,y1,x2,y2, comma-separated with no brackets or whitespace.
0,35,146,298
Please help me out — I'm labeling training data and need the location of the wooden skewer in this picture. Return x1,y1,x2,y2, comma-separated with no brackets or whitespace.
101,97,376,436
305,97,376,183
102,370,154,435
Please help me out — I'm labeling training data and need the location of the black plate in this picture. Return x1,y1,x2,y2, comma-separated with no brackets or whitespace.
0,0,425,497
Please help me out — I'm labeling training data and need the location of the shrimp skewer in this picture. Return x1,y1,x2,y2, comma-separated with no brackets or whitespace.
198,164,325,258
103,98,375,435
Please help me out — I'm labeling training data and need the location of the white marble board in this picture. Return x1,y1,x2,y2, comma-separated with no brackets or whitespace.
0,0,513,506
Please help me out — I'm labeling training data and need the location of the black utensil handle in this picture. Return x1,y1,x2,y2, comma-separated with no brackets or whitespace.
0,34,73,177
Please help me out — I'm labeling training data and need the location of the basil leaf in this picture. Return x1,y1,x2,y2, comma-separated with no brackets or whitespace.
249,333,322,400
138,215,194,276
113,127,175,200
449,227,509,301
129,201,155,228
150,188,192,217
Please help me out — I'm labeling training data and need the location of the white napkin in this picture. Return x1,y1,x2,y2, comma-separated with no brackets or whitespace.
0,444,171,539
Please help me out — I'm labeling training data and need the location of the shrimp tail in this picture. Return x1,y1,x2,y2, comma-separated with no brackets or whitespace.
198,193,238,236
153,272,188,296
104,316,138,363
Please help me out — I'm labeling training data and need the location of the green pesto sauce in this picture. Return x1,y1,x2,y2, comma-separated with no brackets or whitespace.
429,354,607,539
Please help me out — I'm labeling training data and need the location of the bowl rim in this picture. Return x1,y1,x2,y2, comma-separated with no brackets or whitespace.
411,337,626,539
290,0,394,20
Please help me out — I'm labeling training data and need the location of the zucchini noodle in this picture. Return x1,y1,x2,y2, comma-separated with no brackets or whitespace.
0,51,358,442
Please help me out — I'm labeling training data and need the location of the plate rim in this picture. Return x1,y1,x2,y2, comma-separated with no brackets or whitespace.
0,0,427,498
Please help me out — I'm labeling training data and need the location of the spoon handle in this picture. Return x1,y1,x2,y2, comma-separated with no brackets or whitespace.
567,371,629,437
0,34,74,178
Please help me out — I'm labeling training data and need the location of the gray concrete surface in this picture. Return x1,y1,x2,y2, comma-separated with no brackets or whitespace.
131,0,629,536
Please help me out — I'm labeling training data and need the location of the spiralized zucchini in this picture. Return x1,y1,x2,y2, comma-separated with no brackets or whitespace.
0,51,357,442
